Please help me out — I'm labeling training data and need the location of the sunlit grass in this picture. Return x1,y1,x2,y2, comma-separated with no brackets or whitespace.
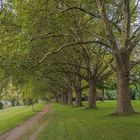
0,103,45,134
38,101,140,140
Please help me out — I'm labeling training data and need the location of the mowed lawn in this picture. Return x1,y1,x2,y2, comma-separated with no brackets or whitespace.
38,101,140,140
0,103,45,134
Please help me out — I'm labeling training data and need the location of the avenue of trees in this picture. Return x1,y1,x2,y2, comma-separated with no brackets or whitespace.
0,0,140,115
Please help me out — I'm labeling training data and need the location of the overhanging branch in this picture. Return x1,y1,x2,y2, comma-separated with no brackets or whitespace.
32,40,111,68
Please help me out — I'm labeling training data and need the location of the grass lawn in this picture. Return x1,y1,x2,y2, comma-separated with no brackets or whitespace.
0,103,45,134
38,101,140,140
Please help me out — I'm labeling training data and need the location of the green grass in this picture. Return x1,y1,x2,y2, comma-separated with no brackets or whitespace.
38,101,140,140
0,103,45,134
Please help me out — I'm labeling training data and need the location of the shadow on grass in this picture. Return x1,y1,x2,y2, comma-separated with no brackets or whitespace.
110,112,140,116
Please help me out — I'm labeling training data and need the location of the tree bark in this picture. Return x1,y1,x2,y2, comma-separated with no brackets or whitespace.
115,53,135,115
75,90,82,106
58,95,62,103
62,93,68,104
88,79,97,109
11,99,16,107
68,88,73,105
55,96,59,103
60,95,63,104
32,104,35,111
101,87,105,102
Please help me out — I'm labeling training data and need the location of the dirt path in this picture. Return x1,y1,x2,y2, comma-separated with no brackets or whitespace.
28,107,51,140
0,105,50,140
28,117,48,140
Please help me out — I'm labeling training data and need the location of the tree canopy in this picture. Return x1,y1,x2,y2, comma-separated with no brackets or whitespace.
0,0,140,115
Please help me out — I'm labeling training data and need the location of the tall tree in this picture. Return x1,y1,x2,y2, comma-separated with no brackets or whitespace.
95,0,140,114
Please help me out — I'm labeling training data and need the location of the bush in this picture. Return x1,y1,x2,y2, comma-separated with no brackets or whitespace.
0,101,4,109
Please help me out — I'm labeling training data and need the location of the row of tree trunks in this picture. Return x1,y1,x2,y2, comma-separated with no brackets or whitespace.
54,74,102,109
54,88,83,106
59,93,68,104
55,89,73,105
55,81,99,108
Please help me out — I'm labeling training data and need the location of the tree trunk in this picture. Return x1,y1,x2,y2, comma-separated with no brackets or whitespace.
11,99,15,107
115,53,135,115
55,96,59,103
88,79,97,109
62,93,65,104
58,95,61,103
63,93,68,104
75,90,82,106
60,95,63,104
101,88,105,102
32,104,35,111
68,89,73,105
60,94,64,104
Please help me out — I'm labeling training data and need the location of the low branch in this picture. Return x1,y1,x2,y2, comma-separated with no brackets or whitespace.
32,40,111,68
60,6,100,18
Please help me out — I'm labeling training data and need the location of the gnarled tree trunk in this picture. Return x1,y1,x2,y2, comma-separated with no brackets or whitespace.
115,52,135,115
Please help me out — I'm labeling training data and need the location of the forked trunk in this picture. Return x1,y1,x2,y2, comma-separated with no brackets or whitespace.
115,53,135,115
88,79,97,109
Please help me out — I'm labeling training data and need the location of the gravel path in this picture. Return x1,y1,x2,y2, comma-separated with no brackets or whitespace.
0,105,50,140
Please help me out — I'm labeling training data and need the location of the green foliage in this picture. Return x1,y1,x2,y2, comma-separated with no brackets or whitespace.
0,0,140,108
